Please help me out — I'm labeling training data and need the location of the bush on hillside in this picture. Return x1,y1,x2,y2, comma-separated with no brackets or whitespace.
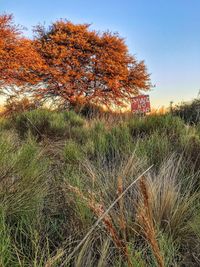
69,101,104,118
11,109,85,140
127,114,186,140
63,110,85,127
182,134,200,172
13,109,63,139
172,98,200,124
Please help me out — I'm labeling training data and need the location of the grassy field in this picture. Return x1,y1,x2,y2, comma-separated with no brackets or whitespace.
0,108,200,266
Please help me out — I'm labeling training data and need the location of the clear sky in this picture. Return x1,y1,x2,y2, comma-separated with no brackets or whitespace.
1,0,200,108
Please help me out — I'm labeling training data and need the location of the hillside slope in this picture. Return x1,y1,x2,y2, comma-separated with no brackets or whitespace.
0,110,200,266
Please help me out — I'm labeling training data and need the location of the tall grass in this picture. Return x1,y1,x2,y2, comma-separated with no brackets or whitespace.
0,109,200,266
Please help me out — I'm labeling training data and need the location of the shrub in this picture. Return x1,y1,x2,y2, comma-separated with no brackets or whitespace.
172,98,200,124
79,103,104,118
63,110,85,127
13,109,68,139
182,134,200,171
127,114,185,139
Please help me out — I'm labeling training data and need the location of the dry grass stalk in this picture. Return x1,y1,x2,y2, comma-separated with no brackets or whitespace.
59,165,153,267
44,249,64,267
67,184,132,266
117,175,126,240
138,176,165,267
81,160,97,188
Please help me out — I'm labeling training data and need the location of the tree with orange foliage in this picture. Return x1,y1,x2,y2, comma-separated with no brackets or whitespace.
33,20,151,107
0,15,151,107
0,14,45,97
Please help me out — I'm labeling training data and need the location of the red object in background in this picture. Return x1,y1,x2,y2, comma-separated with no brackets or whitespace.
131,95,151,113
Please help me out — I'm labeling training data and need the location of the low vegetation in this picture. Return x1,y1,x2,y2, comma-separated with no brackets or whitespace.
172,98,200,125
0,108,200,266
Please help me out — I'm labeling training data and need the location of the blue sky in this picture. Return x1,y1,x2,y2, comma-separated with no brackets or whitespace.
1,0,200,108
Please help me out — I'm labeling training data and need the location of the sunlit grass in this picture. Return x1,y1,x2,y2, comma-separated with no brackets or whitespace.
0,109,200,266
